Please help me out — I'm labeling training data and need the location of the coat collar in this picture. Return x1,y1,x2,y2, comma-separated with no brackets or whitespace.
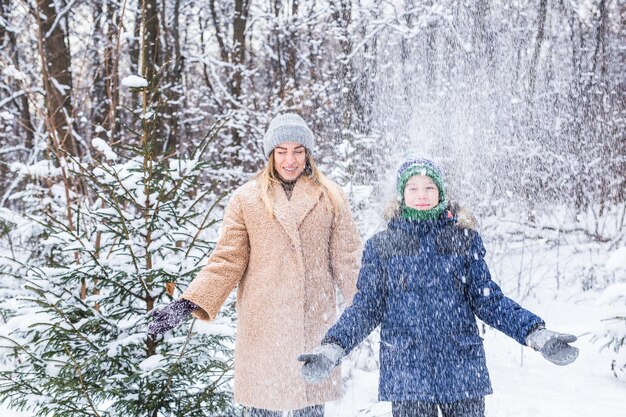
387,210,455,236
272,177,323,246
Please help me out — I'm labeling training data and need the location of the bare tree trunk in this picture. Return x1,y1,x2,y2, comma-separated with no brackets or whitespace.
231,0,249,101
143,0,161,90
527,0,547,99
142,0,168,159
161,0,182,157
0,0,4,47
591,0,608,216
354,0,380,136
198,15,218,100
562,1,586,212
271,0,299,98
590,0,607,80
401,0,415,104
230,0,250,165
473,0,494,63
286,0,299,89
88,1,120,145
424,7,437,92
1,0,35,151
521,0,548,218
34,0,80,157
209,0,229,62
0,0,34,204
306,2,319,83
106,2,120,144
333,0,354,127
205,0,250,171
272,0,285,98
130,4,142,75
92,2,108,141
613,3,626,204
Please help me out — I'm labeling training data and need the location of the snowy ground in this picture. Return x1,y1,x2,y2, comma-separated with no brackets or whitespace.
1,211,624,416
326,295,625,417
323,212,626,417
4,297,620,417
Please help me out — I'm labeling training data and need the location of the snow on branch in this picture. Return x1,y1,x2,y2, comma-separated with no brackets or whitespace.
121,75,148,88
44,0,80,39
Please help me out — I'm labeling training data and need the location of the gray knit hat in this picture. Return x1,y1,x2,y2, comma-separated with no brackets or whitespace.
263,113,315,158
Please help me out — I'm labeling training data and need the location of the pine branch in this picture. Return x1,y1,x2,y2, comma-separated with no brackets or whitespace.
152,319,198,411
22,285,100,351
190,117,228,161
61,344,101,417
0,335,46,365
185,191,226,259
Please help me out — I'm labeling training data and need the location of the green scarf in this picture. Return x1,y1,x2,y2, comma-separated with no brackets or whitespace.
400,199,448,221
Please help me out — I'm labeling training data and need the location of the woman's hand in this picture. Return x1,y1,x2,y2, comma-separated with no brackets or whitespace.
148,299,197,335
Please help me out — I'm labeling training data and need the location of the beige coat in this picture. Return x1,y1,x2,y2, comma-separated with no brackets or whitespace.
182,177,362,411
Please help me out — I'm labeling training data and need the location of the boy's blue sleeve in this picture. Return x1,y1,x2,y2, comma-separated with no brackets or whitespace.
466,233,545,345
321,238,386,353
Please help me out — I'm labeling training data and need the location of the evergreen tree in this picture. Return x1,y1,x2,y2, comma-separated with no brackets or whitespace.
592,256,626,382
0,83,237,416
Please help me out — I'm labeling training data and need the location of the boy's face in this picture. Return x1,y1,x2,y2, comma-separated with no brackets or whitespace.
403,175,439,210
273,141,307,181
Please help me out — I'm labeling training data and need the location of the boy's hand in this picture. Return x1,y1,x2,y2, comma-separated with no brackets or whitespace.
526,328,579,366
297,344,345,383
148,299,196,335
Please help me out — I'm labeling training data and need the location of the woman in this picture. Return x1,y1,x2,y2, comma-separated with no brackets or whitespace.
148,113,362,416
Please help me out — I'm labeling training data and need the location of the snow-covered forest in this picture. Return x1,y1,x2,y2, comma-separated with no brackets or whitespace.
0,0,624,416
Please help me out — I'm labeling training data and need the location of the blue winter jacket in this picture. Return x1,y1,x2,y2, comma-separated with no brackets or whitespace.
322,214,544,403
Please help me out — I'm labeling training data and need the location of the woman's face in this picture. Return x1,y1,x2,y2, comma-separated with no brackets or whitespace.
403,175,439,210
273,141,307,181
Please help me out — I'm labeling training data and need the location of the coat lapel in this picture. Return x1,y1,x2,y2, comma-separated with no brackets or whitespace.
273,177,323,247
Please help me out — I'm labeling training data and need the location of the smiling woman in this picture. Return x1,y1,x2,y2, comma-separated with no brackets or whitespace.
273,142,307,181
148,113,362,417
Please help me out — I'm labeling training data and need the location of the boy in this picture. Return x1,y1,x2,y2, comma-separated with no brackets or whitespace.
298,158,578,417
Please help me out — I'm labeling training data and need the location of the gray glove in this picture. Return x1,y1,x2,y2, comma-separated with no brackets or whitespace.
526,328,579,366
297,343,345,383
148,299,197,335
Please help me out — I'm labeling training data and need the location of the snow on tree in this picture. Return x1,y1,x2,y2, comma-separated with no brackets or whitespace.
592,248,626,380
0,100,237,416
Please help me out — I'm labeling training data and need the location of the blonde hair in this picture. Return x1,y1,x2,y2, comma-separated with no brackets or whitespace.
255,152,347,218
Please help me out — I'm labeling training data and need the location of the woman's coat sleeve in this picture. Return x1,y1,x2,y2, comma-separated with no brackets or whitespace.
329,198,362,305
181,193,250,321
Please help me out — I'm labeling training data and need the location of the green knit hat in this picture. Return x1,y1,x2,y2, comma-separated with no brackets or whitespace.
396,158,447,221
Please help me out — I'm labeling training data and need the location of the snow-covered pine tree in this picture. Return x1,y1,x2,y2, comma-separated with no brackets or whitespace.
593,304,626,381
0,98,237,416
597,313,626,381
592,250,626,381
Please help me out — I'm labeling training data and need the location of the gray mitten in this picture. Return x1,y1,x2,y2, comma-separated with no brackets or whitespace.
148,299,197,335
526,328,579,366
297,344,345,383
